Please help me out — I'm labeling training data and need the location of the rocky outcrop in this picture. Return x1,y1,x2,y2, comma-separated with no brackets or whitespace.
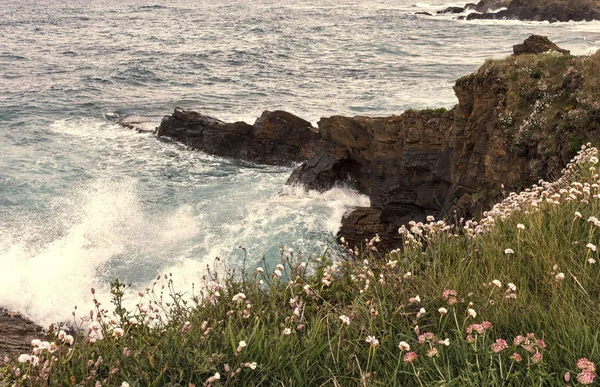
0,309,45,359
156,109,321,166
156,37,600,251
513,35,570,56
461,0,600,22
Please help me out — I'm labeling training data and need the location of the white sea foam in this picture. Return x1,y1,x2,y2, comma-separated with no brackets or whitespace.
1,119,370,326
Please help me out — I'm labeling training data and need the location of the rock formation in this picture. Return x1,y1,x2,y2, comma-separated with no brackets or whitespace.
460,0,600,22
513,35,570,56
156,36,600,250
156,109,320,166
0,309,45,359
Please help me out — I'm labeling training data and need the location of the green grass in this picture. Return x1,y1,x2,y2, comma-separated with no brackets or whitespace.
3,144,600,386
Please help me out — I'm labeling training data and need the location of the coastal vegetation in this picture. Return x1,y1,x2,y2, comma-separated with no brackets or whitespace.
3,143,600,385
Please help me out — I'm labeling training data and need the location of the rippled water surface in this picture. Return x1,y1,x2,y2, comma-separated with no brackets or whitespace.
1,0,599,324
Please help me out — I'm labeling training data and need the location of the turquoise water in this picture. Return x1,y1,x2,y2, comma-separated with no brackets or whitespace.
1,0,599,325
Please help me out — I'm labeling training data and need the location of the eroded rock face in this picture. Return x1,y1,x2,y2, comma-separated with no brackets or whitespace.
0,309,45,359
155,36,600,251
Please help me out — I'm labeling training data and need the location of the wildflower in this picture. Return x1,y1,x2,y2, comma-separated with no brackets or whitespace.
365,336,379,347
555,272,565,281
418,332,436,343
591,156,599,164
31,339,41,348
588,258,596,264
409,295,421,303
517,223,525,230
532,352,543,364
256,267,264,274
587,243,597,252
467,308,477,318
417,308,426,318
238,340,247,348
427,348,439,357
398,341,410,351
232,293,246,302
386,260,398,268
340,237,345,244
206,373,220,383
575,211,583,219
504,248,514,255
513,335,525,345
276,264,284,271
577,370,596,385
112,328,125,338
492,279,502,288
577,358,596,372
282,328,292,335
403,352,418,363
510,352,523,362
438,338,450,346
274,269,282,277
248,362,258,370
490,339,508,353
438,307,448,316
64,335,74,345
17,354,31,363
121,383,130,387
339,315,351,325
403,272,412,279
321,278,332,286
129,317,138,325
466,335,475,343
507,283,517,292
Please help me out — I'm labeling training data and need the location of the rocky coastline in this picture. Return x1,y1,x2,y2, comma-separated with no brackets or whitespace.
156,36,600,251
436,0,600,22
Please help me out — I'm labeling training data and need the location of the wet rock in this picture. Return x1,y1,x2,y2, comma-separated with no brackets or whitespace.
463,0,600,22
437,6,465,14
156,108,321,165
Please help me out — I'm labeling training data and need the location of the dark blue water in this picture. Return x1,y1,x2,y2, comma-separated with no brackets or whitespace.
1,0,599,324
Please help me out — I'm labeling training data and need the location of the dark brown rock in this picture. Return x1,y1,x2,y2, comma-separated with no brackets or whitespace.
463,0,600,22
437,6,465,14
513,35,570,56
0,309,45,359
156,108,321,165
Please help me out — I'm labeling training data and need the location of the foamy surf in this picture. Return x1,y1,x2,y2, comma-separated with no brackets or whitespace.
0,143,369,326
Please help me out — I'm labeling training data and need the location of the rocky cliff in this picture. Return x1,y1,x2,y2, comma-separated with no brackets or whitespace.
156,37,600,250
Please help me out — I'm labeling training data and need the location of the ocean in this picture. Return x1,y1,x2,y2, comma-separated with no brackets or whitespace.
1,0,599,326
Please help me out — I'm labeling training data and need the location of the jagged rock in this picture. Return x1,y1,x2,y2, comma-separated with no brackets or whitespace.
0,309,45,359
156,108,320,165
463,0,600,21
513,35,570,56
437,6,465,14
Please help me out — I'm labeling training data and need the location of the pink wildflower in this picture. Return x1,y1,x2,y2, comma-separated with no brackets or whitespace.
577,358,596,372
532,352,543,364
403,352,418,363
490,339,508,353
577,370,596,385
510,352,523,362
